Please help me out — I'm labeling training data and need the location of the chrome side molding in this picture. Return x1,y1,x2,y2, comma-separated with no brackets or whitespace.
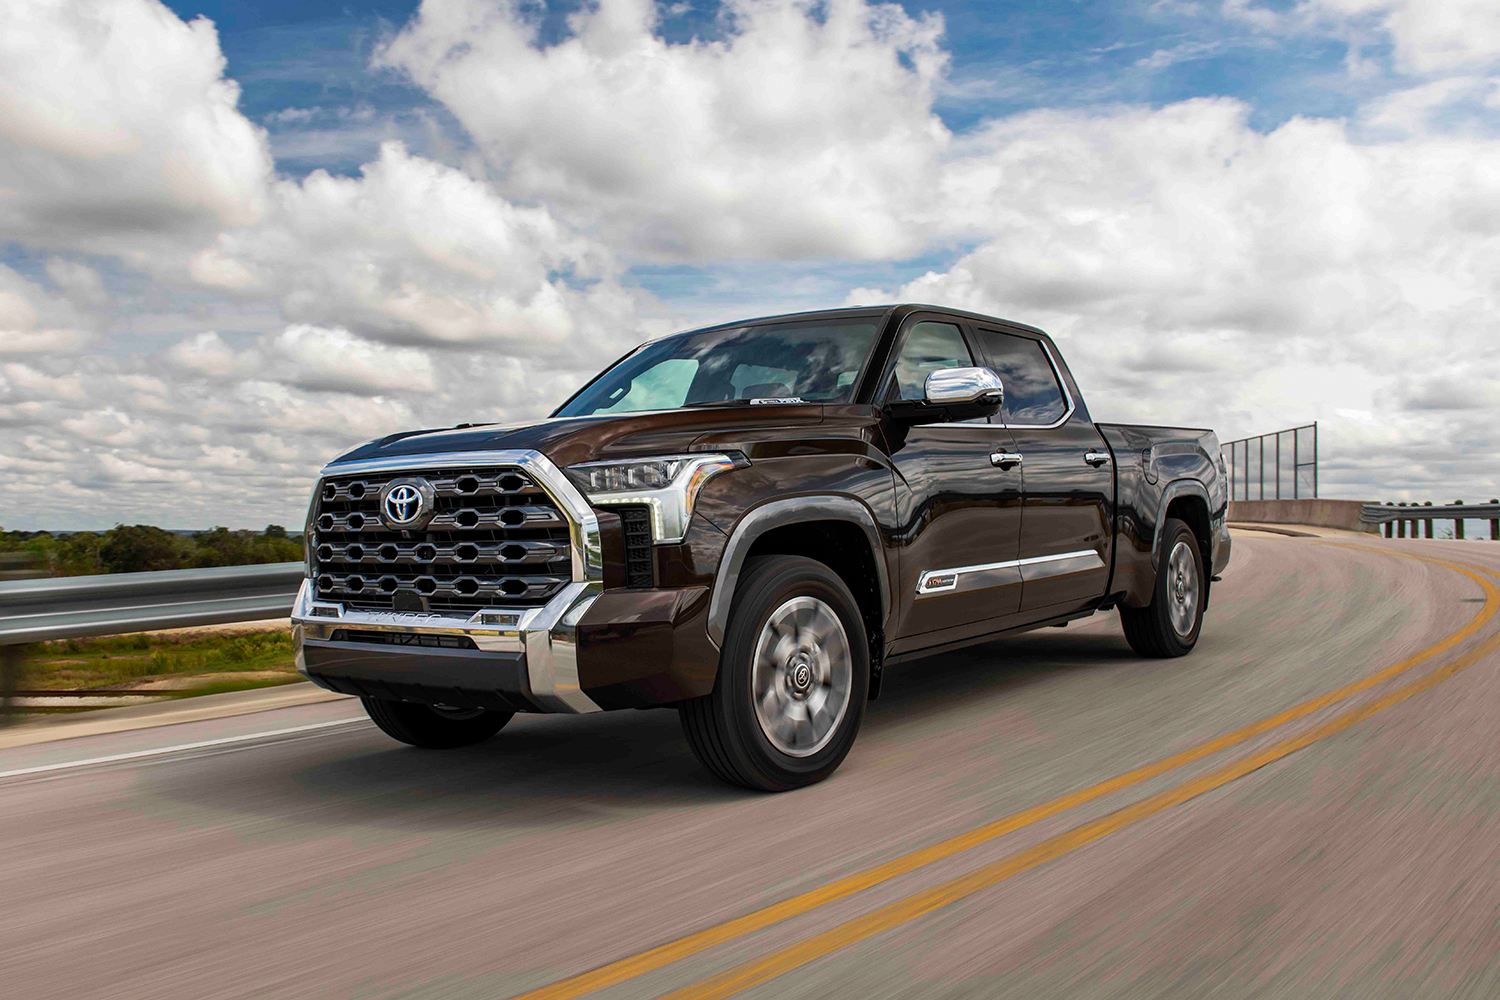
916,549,1105,598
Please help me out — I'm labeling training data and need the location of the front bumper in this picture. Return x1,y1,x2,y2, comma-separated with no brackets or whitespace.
292,578,718,713
293,577,604,713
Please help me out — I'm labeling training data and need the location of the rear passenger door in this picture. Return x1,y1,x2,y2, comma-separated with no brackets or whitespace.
971,327,1114,615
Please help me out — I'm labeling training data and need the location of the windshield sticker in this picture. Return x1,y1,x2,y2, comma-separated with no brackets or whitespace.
750,397,806,405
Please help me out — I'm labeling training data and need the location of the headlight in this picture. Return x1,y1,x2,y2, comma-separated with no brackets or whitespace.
565,453,742,544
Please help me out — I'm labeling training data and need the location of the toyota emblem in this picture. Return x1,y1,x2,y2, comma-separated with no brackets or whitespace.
377,477,434,529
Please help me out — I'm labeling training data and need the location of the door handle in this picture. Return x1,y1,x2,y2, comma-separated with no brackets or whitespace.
1083,450,1110,467
990,452,1023,470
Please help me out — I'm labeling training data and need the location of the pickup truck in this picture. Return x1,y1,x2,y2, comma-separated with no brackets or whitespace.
292,304,1231,790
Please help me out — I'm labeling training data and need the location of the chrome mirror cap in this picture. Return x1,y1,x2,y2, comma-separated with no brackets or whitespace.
924,366,1005,407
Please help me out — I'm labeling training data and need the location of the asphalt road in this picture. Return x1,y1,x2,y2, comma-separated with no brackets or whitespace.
5,534,1500,999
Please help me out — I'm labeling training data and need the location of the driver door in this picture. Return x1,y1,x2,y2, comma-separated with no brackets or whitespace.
881,316,1025,648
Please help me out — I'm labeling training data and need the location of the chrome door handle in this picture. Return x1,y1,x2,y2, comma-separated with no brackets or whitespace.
1083,450,1110,467
990,452,1023,470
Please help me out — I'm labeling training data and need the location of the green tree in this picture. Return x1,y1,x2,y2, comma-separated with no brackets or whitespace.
54,532,106,576
100,525,188,573
193,527,254,568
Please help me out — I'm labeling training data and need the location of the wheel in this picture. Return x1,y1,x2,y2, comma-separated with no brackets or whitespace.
1120,517,1205,657
361,697,513,748
680,555,869,791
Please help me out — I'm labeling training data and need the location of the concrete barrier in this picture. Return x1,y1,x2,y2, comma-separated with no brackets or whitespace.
1227,498,1379,533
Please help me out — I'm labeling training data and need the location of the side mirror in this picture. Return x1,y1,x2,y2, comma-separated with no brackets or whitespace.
887,367,1005,425
925,367,1004,408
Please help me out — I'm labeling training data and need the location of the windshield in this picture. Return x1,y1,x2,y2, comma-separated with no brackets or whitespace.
554,319,879,417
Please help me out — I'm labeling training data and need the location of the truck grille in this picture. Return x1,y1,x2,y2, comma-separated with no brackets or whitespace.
310,465,572,613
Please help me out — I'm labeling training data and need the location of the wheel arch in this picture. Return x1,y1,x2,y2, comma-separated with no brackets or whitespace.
1156,480,1213,608
707,496,891,694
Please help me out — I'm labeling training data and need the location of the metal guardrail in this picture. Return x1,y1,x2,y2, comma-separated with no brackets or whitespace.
1361,502,1500,539
0,562,304,646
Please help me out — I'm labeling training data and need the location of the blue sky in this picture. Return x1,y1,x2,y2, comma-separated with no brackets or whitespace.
2,0,1499,528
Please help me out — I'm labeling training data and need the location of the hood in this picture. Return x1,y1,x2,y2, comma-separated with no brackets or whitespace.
328,403,830,470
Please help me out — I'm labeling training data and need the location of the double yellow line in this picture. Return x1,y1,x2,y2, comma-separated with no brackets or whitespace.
517,545,1500,1000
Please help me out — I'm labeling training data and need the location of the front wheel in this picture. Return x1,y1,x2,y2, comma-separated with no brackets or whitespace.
1120,516,1205,657
680,555,869,791
362,698,513,748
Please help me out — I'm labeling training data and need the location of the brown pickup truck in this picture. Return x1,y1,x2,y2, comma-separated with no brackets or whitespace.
293,304,1231,790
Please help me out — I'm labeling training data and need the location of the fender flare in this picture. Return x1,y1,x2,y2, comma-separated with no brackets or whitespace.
1151,478,1212,569
706,496,891,648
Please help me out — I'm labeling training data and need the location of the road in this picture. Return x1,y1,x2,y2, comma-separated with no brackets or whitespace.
5,534,1500,999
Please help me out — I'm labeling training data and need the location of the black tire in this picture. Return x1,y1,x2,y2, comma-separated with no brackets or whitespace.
680,555,869,792
361,697,512,749
1120,517,1205,657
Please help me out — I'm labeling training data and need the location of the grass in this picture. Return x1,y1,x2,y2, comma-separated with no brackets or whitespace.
19,629,299,693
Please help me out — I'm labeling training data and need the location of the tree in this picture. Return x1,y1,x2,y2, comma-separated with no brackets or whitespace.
100,525,187,573
193,527,254,568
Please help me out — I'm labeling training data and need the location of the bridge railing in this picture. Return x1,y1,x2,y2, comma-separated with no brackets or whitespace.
1361,502,1500,539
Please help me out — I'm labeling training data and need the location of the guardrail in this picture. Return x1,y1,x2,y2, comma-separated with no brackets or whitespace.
0,563,305,717
1361,502,1500,539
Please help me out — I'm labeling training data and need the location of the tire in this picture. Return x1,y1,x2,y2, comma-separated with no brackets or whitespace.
1120,517,1205,658
361,697,513,749
680,555,869,791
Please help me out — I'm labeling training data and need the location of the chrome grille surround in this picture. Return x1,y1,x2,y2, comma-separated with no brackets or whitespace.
293,449,603,714
310,462,572,613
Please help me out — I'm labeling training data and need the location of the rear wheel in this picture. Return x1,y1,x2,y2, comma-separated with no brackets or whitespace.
1120,517,1205,657
361,698,513,748
681,555,868,791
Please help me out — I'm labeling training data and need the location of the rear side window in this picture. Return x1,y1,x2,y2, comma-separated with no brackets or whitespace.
973,329,1069,425
886,321,972,401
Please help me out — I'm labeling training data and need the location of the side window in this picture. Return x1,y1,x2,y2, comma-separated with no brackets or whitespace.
598,358,699,412
886,321,972,401
972,330,1068,425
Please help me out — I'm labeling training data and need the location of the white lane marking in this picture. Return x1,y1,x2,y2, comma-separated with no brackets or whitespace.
0,717,369,779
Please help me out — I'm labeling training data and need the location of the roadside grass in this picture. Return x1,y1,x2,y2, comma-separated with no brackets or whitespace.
21,630,299,694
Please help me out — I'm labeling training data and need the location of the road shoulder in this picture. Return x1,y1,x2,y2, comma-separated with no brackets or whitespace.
0,682,352,750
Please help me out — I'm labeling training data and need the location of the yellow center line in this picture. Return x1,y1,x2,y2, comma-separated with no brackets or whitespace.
664,555,1500,1000
513,547,1497,1000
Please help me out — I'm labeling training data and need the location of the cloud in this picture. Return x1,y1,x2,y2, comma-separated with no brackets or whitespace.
163,324,439,393
379,0,952,259
861,93,1500,497
164,331,251,377
1228,0,1500,75
0,1,633,367
195,142,620,351
0,0,271,256
0,265,91,354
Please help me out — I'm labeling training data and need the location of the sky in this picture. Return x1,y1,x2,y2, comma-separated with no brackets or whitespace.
2,0,1499,530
